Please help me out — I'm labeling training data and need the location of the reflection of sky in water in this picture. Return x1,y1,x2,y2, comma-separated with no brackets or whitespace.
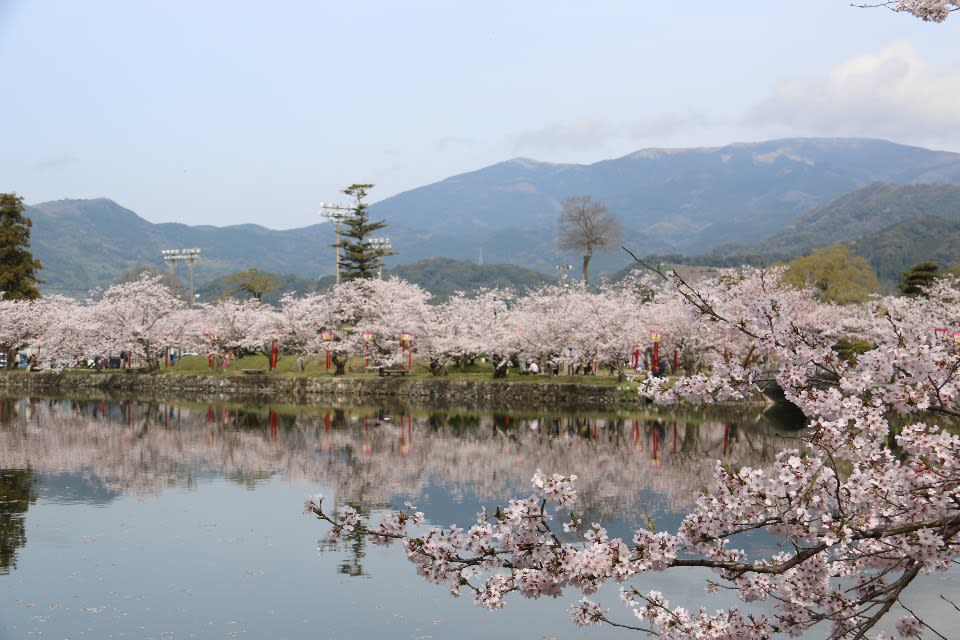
0,398,957,638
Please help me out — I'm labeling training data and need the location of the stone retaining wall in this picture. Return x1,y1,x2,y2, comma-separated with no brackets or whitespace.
0,371,642,409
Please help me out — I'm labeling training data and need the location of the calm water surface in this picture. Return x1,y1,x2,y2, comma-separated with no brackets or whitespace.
0,397,954,639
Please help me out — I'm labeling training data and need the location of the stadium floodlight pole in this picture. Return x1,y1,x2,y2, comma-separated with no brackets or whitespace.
161,248,201,306
319,202,355,285
365,237,392,279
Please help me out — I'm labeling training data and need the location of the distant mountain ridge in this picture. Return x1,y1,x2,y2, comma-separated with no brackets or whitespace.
371,137,960,265
716,182,960,258
23,138,960,297
28,198,332,296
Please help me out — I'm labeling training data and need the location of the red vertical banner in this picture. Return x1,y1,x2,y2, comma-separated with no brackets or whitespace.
400,333,413,370
650,331,661,375
321,330,334,370
651,426,660,463
362,331,374,368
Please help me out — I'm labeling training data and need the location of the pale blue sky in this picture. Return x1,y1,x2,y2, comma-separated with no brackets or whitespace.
1,1,958,228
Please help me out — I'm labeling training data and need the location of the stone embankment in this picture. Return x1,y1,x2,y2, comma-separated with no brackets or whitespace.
0,370,642,409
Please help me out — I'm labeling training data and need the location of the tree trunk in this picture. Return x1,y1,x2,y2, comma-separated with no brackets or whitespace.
332,353,348,376
582,252,592,286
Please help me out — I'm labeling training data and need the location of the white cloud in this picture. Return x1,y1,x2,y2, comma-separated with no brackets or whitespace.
509,112,713,156
747,41,960,147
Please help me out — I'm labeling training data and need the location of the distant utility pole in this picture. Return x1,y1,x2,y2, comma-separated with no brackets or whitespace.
161,248,201,306
319,202,355,285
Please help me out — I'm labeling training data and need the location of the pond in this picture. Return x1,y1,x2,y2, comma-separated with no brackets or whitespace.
0,396,955,639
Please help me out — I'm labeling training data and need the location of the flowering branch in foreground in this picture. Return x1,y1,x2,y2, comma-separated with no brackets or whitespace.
307,268,960,638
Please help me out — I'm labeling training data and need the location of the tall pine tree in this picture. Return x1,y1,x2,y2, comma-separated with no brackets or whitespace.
336,184,392,281
0,193,42,300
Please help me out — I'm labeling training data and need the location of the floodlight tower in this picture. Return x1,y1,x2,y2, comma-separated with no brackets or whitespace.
161,248,201,306
319,202,356,285
365,237,392,279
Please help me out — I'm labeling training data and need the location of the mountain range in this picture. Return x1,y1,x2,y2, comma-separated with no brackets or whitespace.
23,137,960,298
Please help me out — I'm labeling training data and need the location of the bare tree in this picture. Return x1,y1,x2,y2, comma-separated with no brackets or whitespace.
556,195,622,286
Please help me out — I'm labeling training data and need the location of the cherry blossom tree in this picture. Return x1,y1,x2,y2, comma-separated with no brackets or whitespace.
27,295,90,367
0,296,41,367
84,274,185,368
194,297,282,364
858,0,958,21
307,264,960,639
315,278,432,374
428,288,513,374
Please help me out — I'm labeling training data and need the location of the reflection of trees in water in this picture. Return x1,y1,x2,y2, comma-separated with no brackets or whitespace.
0,399,803,526
0,468,36,575
314,499,390,577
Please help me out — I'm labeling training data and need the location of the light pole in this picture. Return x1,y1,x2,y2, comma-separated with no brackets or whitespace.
161,248,201,306
365,237,392,278
319,202,355,285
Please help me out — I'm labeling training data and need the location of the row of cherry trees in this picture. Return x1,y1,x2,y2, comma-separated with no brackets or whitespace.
0,269,953,379
302,264,960,639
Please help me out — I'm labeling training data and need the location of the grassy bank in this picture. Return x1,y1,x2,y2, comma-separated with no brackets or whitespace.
136,354,634,386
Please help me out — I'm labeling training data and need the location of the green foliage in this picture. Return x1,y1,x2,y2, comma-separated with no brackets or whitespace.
388,257,550,301
0,194,42,300
337,184,391,281
833,338,875,363
899,261,940,296
848,216,960,285
221,268,280,301
783,245,881,304
0,466,37,574
757,183,960,258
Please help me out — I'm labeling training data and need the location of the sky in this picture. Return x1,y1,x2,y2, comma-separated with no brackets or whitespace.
1,1,958,229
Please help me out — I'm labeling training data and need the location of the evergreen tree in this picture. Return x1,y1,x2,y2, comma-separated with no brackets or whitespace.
0,193,42,300
899,261,940,296
336,184,392,281
0,465,37,575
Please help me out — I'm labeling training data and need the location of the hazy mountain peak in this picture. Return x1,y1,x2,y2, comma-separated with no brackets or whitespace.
752,148,816,166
